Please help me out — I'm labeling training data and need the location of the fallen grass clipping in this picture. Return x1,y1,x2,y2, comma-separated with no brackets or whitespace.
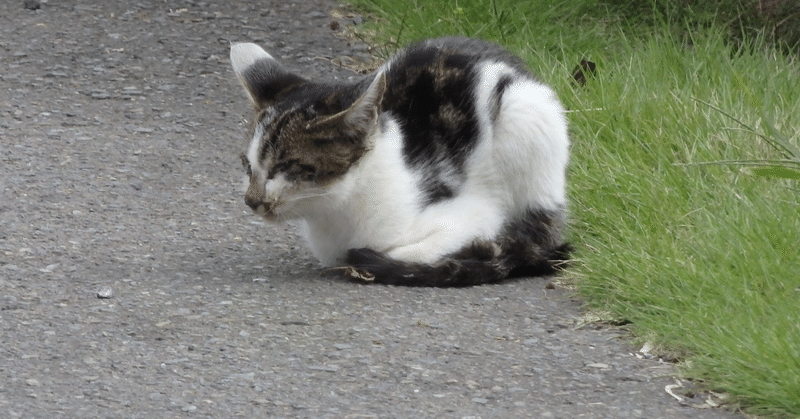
345,0,800,416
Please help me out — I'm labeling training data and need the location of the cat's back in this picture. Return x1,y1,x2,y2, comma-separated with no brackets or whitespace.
378,37,532,112
373,37,558,206
375,38,508,203
384,37,530,78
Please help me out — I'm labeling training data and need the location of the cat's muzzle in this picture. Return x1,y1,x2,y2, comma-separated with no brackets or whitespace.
244,194,262,211
244,196,267,213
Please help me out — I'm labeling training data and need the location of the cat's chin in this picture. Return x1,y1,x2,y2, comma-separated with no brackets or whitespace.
257,212,280,222
252,207,296,224
256,210,284,223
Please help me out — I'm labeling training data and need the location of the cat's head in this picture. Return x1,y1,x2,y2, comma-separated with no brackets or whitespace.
230,42,386,221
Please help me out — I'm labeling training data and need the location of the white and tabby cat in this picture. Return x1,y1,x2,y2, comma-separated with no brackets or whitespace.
230,37,570,287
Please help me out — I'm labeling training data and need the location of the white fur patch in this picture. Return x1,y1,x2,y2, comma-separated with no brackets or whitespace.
247,122,265,170
230,43,274,76
492,79,569,211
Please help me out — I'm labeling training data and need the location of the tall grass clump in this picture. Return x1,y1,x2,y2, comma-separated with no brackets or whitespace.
349,0,613,73
603,0,800,54
347,0,800,416
567,31,800,417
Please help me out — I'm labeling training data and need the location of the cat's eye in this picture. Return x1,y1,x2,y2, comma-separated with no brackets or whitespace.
271,161,316,182
298,164,317,181
239,153,252,176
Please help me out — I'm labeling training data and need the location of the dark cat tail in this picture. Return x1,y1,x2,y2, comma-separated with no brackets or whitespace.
342,207,572,287
344,239,570,287
344,243,509,287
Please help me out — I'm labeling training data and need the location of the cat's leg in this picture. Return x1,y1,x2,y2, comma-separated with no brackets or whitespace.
348,201,571,286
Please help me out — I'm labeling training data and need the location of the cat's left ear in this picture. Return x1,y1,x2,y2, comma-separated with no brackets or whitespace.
314,72,387,137
230,42,305,109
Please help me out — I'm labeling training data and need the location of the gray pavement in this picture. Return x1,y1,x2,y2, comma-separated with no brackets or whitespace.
1,0,745,417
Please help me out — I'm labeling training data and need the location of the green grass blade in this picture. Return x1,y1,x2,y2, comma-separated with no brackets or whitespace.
752,166,800,180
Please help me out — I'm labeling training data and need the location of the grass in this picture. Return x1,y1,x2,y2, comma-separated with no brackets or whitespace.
345,0,800,417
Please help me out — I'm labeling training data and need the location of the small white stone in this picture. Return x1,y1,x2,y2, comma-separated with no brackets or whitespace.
586,362,610,369
39,263,59,273
97,286,114,299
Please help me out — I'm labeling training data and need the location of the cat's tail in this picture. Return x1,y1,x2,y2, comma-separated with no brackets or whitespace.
343,241,572,287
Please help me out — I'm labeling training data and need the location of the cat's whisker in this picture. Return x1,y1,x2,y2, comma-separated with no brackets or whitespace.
284,190,335,203
280,207,306,222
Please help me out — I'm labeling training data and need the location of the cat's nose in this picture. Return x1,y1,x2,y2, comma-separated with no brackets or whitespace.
244,195,261,210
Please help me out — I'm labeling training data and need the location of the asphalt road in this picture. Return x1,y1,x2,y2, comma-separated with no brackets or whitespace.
1,0,746,417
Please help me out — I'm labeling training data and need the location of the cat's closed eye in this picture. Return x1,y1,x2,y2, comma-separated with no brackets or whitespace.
239,153,251,176
271,161,316,182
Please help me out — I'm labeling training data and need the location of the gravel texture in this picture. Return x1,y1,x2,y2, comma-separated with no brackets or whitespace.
1,0,745,417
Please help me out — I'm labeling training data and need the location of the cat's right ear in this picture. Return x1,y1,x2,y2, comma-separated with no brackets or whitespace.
230,42,304,109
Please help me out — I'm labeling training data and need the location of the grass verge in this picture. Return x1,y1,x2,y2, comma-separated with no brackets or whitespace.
345,0,800,416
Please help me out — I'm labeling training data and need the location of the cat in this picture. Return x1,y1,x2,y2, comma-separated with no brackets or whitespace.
230,37,571,287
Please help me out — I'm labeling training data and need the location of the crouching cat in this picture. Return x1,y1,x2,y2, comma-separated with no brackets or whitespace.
230,37,571,287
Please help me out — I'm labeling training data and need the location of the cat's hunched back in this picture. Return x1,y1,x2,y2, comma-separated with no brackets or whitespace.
230,37,570,287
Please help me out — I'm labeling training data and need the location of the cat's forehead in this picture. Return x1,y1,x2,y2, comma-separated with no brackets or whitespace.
249,87,347,143
260,81,362,124
275,83,335,110
246,117,268,166
252,106,308,144
244,77,374,167
251,104,311,136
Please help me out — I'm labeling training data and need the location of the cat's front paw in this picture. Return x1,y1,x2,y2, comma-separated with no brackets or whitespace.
325,266,376,283
343,266,375,282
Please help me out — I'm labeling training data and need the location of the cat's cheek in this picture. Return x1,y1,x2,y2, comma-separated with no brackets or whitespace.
263,175,294,212
264,177,287,198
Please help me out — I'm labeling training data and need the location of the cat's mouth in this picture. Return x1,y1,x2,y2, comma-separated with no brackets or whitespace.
250,203,280,221
245,198,281,221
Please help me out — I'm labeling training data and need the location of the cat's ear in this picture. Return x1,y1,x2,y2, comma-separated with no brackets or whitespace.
344,72,387,131
230,42,304,109
313,72,387,137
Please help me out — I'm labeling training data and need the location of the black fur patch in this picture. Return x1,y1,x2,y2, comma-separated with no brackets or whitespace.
380,38,537,207
506,242,572,278
421,177,455,203
490,74,515,121
382,41,483,206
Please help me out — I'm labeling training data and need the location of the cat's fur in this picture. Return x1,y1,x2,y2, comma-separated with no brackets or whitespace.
230,37,571,287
